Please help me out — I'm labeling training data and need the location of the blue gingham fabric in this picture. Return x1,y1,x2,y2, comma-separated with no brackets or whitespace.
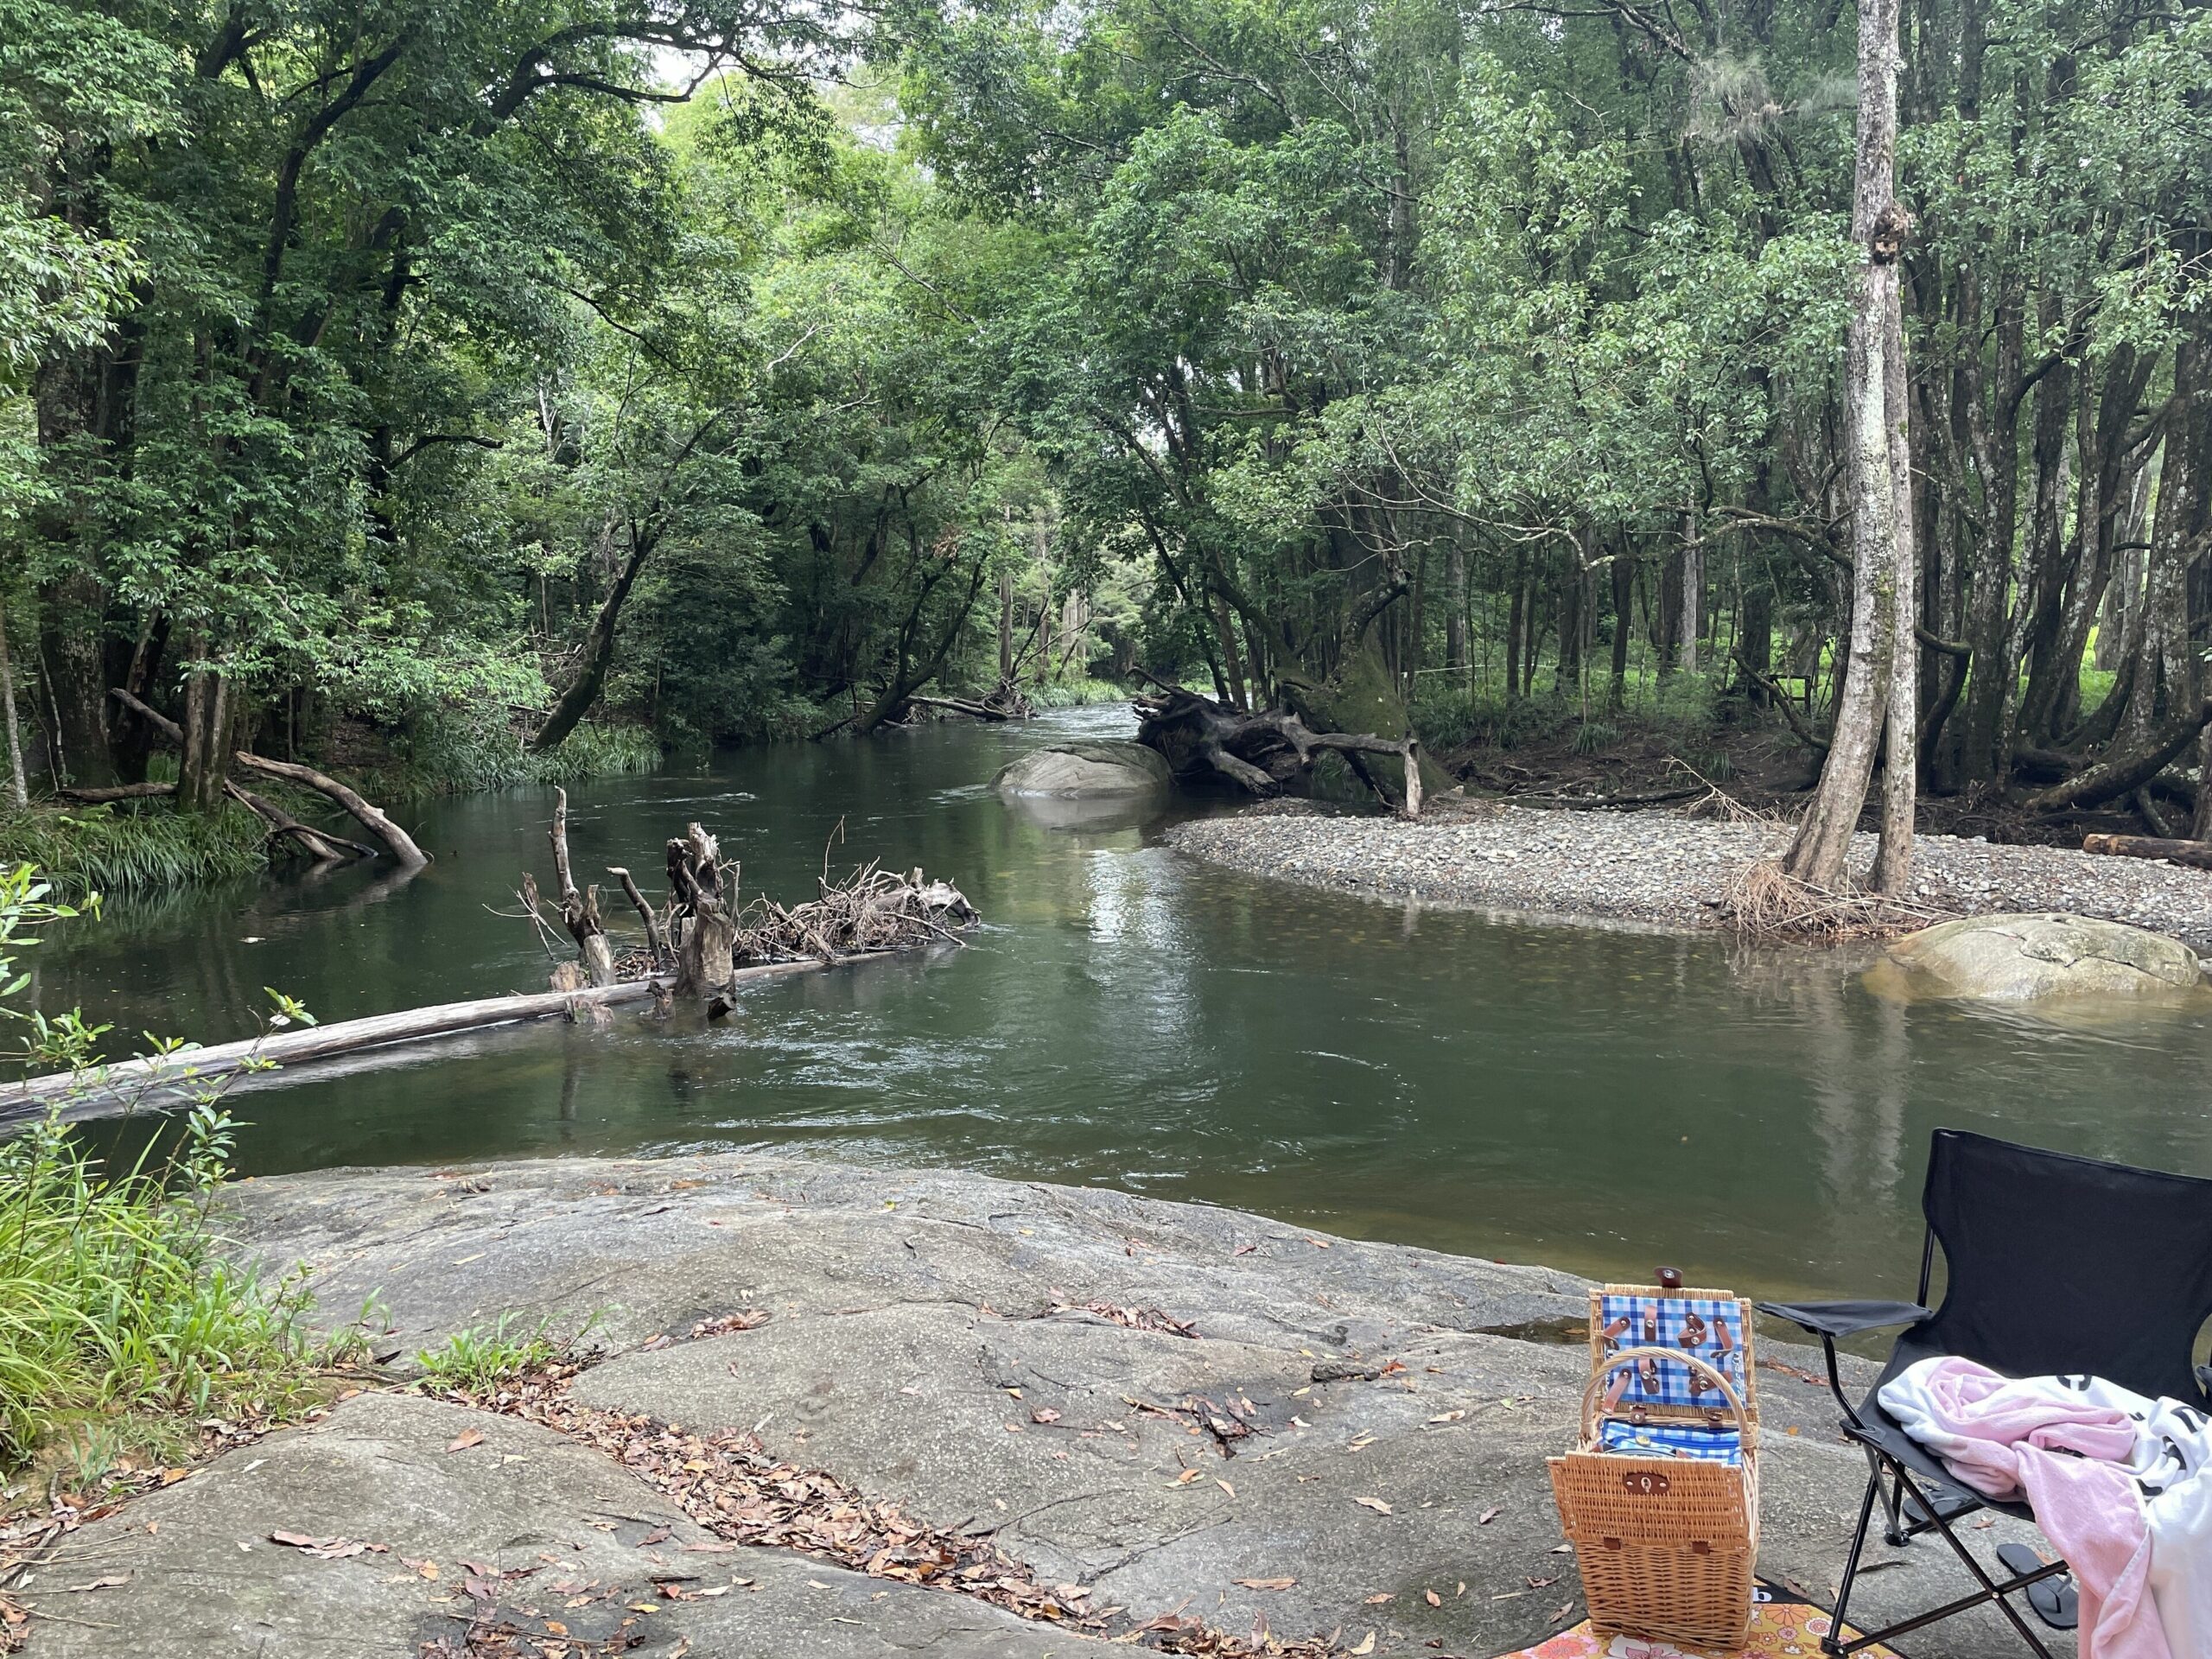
1597,1420,1745,1464
1596,1294,1749,1410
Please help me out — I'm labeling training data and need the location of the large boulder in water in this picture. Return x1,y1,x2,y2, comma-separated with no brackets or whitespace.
1869,912,2207,1003
995,740,1171,798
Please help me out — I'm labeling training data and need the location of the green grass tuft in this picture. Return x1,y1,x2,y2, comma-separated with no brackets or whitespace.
415,1311,594,1390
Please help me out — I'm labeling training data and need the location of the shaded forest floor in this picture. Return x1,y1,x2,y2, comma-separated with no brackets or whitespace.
1427,698,2167,850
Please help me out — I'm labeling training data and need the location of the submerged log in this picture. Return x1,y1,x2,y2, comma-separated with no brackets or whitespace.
0,955,897,1122
1132,681,1424,817
108,687,430,867
2081,833,2212,870
59,777,376,862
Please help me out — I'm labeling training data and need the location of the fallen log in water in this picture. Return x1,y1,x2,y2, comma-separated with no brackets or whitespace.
0,953,895,1122
2081,833,2212,870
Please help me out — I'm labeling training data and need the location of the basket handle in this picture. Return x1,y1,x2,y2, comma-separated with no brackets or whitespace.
1580,1346,1750,1445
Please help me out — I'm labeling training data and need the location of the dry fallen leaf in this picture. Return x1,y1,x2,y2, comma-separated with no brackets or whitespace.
403,1558,440,1581
1234,1577,1297,1591
1477,1505,1502,1525
1348,1633,1376,1656
1174,1468,1200,1485
269,1532,383,1560
1424,1588,1441,1607
1353,1497,1392,1515
1216,1478,1236,1497
1363,1593,1395,1605
1031,1407,1061,1424
64,1575,129,1593
446,1427,486,1454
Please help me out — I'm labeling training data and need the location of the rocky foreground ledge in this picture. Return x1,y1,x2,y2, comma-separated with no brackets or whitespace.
1169,804,2212,950
20,1156,2050,1656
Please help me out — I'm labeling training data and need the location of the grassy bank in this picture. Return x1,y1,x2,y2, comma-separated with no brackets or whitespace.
0,804,268,900
365,712,664,797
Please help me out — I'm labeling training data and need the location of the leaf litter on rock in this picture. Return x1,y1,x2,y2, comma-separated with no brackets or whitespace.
425,1364,1338,1657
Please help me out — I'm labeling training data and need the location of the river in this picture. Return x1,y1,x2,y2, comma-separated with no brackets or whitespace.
33,705,2212,1301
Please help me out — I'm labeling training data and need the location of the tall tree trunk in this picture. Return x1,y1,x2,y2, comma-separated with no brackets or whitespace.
1445,537,1469,674
0,597,26,810
176,647,232,816
1676,505,1702,674
1784,0,1908,890
1872,241,1919,894
1609,534,1636,709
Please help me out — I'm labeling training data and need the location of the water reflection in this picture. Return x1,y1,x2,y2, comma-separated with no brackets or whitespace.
42,705,2212,1301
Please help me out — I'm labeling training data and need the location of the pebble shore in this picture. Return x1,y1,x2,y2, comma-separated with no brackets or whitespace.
1166,804,2212,949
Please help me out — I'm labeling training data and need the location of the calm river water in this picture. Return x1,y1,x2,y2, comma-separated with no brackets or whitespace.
32,706,2212,1300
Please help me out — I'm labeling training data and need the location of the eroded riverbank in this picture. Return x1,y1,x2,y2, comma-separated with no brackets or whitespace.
12,1155,2052,1656
1167,803,2212,950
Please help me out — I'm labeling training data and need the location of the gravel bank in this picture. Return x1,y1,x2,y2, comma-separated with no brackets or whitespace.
1167,804,2212,949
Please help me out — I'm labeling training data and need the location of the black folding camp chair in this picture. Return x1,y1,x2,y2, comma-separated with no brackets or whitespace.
1757,1128,2212,1657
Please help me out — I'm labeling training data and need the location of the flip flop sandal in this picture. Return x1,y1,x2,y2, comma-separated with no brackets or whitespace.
1899,1485,1978,1528
1995,1542,2078,1631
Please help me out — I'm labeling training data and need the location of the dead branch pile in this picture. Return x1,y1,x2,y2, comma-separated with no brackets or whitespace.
1717,859,1955,944
519,813,978,1001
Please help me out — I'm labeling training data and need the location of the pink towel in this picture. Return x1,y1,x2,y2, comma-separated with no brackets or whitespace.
1880,1357,2168,1659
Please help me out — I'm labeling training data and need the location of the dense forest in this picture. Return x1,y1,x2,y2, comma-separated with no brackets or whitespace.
3,0,2209,879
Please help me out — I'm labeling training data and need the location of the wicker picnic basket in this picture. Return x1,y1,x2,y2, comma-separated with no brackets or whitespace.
1547,1276,1760,1650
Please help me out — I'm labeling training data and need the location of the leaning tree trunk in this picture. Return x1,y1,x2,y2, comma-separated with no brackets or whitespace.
531,525,657,753
548,787,615,987
1783,0,1910,893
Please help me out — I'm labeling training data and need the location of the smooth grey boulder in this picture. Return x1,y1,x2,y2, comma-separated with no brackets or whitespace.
994,740,1170,798
1869,912,2207,1002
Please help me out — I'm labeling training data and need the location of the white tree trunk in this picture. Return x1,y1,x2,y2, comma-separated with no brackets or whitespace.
1783,0,1910,892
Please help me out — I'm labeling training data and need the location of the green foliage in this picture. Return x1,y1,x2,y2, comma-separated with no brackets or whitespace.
0,1104,324,1469
0,866,334,1479
0,804,265,898
382,712,662,798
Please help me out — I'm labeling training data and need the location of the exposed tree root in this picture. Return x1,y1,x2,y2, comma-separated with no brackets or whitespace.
1718,860,1955,944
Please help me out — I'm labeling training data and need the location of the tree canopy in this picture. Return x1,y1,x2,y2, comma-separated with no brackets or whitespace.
3,0,2209,838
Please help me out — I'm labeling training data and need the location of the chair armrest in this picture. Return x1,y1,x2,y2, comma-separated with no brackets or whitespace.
1753,1300,1930,1339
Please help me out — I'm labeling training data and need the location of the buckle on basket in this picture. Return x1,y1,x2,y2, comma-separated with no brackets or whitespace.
1621,1471,1672,1497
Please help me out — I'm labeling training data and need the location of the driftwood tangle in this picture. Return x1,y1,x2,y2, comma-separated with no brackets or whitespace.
1133,680,1422,817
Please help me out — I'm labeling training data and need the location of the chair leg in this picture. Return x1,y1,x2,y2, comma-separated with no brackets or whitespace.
1889,1462,2060,1659
1816,1456,2071,1659
1821,1467,1882,1658
1878,1453,1910,1548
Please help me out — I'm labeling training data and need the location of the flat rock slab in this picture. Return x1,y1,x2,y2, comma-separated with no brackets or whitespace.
22,1156,2065,1656
20,1390,1112,1658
